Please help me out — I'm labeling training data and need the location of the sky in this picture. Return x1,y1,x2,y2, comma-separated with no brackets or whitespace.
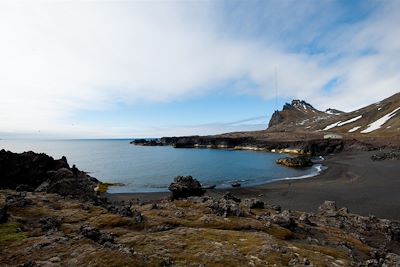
0,0,399,139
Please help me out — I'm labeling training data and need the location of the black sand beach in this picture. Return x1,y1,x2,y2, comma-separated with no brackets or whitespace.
109,150,400,220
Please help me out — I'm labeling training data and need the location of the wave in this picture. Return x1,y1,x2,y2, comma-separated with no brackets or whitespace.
273,164,327,182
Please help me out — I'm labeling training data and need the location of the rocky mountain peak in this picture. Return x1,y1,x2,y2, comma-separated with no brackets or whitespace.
267,92,400,134
325,108,344,115
282,100,316,112
291,100,315,110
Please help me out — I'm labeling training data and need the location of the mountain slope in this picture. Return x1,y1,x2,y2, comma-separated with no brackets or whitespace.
267,92,400,136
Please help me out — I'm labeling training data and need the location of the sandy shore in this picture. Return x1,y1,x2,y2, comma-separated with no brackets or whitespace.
109,150,400,220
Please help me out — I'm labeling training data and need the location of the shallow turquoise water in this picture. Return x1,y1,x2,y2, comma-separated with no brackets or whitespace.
0,139,321,193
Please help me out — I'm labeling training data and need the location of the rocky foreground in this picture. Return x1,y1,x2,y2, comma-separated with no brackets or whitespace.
1,150,400,266
1,189,400,266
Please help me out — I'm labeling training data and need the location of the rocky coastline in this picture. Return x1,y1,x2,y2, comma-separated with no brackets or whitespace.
134,133,395,156
1,150,400,266
138,135,347,156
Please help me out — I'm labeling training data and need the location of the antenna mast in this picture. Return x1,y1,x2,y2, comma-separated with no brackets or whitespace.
274,67,278,111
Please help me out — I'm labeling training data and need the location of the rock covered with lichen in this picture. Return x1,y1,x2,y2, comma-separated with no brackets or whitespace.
1,189,400,266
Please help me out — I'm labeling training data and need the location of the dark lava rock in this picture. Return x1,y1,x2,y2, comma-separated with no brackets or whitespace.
206,197,245,217
223,192,241,203
243,198,264,209
271,210,296,229
80,225,115,245
276,156,313,168
15,184,34,192
0,149,69,189
132,209,144,223
0,150,100,201
108,201,134,217
6,193,33,208
41,168,99,201
371,151,400,161
17,261,39,267
168,176,205,199
39,217,60,232
317,200,338,216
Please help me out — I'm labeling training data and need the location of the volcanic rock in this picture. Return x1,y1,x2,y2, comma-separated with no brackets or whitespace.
206,196,245,217
243,198,264,209
168,176,205,199
0,150,100,201
39,217,60,233
80,225,115,245
371,151,400,161
276,156,313,168
271,210,296,229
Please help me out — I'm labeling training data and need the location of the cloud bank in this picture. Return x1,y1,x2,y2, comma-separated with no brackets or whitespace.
0,1,399,137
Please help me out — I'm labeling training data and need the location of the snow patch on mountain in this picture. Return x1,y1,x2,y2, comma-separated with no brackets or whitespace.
323,121,341,131
348,126,362,133
337,115,363,126
361,107,400,133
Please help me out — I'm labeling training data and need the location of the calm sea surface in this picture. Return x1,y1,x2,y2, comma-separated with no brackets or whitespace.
0,139,322,193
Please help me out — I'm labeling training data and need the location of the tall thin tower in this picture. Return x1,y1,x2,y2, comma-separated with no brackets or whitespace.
274,67,278,111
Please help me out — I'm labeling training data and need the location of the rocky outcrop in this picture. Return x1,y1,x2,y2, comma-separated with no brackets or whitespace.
1,189,400,266
0,150,100,201
0,150,69,190
325,108,344,114
205,193,245,217
80,225,115,245
243,198,265,209
161,136,345,156
268,110,285,128
276,156,313,168
371,151,400,161
168,176,205,199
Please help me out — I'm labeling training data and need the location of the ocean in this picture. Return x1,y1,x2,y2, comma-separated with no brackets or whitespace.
0,139,323,193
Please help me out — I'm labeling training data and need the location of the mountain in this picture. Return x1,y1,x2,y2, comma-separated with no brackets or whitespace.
267,92,400,137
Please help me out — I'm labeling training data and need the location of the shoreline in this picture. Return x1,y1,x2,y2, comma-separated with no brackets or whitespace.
109,150,400,220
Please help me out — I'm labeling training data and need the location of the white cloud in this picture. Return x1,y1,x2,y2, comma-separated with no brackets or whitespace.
0,1,399,137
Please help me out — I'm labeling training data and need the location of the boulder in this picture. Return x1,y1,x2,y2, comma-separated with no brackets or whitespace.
371,152,400,161
243,198,264,209
108,201,134,217
80,225,115,245
222,192,241,203
276,156,313,168
44,168,99,201
168,176,205,199
206,197,245,217
317,201,338,216
271,210,296,229
39,217,60,232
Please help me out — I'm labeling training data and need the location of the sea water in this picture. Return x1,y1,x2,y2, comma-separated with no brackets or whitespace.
0,139,323,193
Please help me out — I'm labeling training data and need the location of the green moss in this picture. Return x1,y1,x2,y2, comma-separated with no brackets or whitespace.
0,222,27,246
97,182,125,194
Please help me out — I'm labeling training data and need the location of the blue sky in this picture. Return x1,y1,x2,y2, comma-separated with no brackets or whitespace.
0,0,399,138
